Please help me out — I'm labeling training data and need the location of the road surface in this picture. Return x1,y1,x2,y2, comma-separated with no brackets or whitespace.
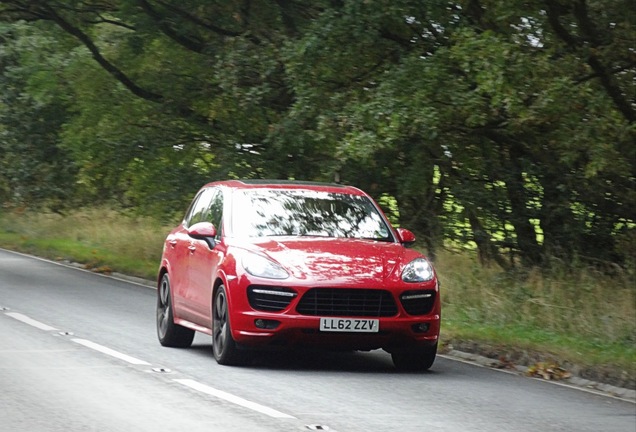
0,248,634,432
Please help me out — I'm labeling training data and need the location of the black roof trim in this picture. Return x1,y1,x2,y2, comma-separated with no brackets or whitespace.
237,179,347,188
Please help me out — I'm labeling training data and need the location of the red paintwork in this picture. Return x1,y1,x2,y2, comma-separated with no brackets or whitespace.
159,180,441,352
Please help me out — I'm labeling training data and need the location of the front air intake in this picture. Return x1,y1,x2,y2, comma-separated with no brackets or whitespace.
296,288,398,317
247,286,297,312
400,290,436,315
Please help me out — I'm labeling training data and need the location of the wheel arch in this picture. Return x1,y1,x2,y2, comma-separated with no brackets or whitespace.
157,266,168,288
157,259,173,288
157,265,177,322
212,276,228,307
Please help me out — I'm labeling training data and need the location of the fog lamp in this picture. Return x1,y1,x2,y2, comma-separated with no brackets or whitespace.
412,323,430,333
254,319,280,330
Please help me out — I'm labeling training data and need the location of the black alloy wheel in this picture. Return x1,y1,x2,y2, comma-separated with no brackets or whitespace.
156,273,195,348
212,284,243,365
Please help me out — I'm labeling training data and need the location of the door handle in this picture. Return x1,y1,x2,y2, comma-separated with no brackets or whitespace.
188,245,196,253
168,240,177,248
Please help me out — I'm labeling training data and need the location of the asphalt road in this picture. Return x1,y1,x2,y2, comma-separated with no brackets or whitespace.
1,248,634,432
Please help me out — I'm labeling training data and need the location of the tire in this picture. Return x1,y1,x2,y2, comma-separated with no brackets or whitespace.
212,284,243,365
156,273,195,348
391,343,437,372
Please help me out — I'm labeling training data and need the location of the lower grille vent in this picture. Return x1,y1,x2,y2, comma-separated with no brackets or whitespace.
248,285,297,312
296,288,398,317
400,290,436,315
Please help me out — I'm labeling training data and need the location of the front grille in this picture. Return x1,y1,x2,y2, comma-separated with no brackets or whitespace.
400,290,436,315
296,288,398,317
248,285,297,312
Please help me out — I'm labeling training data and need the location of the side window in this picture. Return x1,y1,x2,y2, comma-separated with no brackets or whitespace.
183,191,204,226
207,189,224,237
185,188,215,227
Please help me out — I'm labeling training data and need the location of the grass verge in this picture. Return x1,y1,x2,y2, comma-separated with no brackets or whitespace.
0,208,166,280
436,252,635,387
0,208,634,387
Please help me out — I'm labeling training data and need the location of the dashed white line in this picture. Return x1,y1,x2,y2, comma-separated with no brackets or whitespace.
71,338,150,365
5,312,58,331
4,309,298,416
174,378,296,419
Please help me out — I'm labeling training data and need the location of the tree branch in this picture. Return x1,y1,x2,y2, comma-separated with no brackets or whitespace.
545,0,635,122
153,0,242,37
136,0,206,53
85,14,136,31
43,4,164,103
275,0,299,36
571,0,635,122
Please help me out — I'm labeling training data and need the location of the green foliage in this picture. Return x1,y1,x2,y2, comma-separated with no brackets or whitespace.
0,0,633,268
0,22,78,210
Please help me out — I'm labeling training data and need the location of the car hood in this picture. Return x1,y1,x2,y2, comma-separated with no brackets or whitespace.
238,237,417,284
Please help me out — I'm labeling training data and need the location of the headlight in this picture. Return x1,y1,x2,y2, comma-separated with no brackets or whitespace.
402,258,434,282
242,252,289,279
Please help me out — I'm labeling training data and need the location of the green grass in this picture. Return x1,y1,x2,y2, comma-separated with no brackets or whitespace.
0,207,634,383
0,208,168,280
436,251,635,379
444,322,634,371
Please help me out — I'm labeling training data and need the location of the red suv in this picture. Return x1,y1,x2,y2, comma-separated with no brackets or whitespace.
156,180,441,370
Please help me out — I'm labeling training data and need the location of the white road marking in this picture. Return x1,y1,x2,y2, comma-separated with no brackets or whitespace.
438,354,636,403
5,312,58,331
174,378,296,419
71,338,150,365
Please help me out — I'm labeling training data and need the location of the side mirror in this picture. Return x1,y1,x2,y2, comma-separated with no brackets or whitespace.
395,228,416,247
188,222,217,249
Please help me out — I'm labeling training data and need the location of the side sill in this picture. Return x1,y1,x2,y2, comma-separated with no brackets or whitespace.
174,318,212,335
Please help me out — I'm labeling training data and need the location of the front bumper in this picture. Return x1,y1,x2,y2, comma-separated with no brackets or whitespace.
225,274,441,351
231,310,440,351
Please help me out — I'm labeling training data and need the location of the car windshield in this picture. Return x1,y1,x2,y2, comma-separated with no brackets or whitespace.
231,189,393,241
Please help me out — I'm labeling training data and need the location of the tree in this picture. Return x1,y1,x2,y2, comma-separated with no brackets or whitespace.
0,22,77,211
0,0,633,268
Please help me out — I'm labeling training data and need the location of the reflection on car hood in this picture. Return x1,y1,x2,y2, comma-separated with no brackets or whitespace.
243,237,411,284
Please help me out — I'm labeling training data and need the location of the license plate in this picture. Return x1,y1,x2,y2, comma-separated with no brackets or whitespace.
319,317,379,333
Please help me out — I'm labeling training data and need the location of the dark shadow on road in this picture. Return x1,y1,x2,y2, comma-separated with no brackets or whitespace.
187,341,442,376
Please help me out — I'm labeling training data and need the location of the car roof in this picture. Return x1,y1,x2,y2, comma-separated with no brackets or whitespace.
201,179,367,195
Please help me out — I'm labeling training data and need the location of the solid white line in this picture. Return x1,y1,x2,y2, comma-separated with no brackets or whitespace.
174,378,296,419
5,312,58,331
71,338,150,365
438,354,636,404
